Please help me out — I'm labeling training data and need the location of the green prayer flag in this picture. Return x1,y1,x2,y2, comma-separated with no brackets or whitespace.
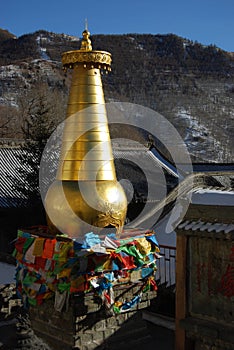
113,305,121,314
28,297,37,306
23,273,37,286
58,282,71,292
23,237,35,254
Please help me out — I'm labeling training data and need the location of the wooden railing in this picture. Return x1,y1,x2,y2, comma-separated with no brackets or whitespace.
156,244,176,286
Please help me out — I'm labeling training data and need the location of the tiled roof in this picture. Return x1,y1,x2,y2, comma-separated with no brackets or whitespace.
113,146,176,198
0,148,32,207
178,220,234,233
113,140,180,178
1,142,233,211
191,187,234,206
193,186,234,193
192,163,234,172
0,144,176,208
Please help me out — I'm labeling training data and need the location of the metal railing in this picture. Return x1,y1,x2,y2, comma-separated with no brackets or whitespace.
156,244,176,287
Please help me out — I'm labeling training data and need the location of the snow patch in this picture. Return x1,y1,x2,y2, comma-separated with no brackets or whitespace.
176,107,229,161
40,47,50,60
192,189,234,206
0,64,21,78
36,35,50,60
128,37,144,50
61,33,79,42
136,43,144,51
0,262,15,284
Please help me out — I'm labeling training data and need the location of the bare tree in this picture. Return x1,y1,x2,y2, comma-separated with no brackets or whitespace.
0,104,19,138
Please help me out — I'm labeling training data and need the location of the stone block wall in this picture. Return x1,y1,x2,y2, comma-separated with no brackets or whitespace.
29,298,73,350
183,318,234,350
29,284,157,350
15,228,159,349
176,224,234,350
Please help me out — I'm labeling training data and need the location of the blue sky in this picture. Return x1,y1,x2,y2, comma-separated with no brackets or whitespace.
1,0,234,52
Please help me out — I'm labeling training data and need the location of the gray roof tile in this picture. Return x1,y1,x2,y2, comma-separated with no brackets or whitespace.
178,220,234,233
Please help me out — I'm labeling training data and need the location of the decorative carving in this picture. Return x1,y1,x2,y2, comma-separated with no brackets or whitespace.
80,29,92,51
62,50,112,69
94,202,124,235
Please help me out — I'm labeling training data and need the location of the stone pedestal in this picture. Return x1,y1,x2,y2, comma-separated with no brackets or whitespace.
14,228,159,349
29,286,157,350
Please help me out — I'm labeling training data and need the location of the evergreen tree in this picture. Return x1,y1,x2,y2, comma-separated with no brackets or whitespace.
12,83,65,205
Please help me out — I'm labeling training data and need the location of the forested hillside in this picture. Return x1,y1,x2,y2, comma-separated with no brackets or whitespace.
0,29,234,162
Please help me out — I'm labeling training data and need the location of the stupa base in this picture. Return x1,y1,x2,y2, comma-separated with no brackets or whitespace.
29,286,157,350
13,226,159,349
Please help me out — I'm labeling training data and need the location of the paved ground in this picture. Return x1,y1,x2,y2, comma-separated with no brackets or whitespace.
88,309,175,350
0,283,174,350
115,327,174,350
0,317,174,350
146,323,174,350
0,320,18,349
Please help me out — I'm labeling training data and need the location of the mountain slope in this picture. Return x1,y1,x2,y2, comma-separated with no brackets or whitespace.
0,30,233,162
0,28,16,42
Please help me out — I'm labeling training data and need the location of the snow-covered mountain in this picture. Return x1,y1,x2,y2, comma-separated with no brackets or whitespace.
0,29,234,162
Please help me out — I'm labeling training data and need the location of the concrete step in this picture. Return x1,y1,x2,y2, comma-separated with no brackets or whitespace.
103,314,151,349
142,310,175,330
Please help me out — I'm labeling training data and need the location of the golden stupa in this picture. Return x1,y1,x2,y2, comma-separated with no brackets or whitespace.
45,27,127,238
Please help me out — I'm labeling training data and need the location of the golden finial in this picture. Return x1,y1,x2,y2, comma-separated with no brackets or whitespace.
80,19,92,51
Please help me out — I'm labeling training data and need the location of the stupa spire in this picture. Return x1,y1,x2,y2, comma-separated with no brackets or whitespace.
45,27,127,238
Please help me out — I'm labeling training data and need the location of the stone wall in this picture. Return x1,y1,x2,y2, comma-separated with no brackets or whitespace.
181,318,234,350
176,220,234,350
29,285,157,350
